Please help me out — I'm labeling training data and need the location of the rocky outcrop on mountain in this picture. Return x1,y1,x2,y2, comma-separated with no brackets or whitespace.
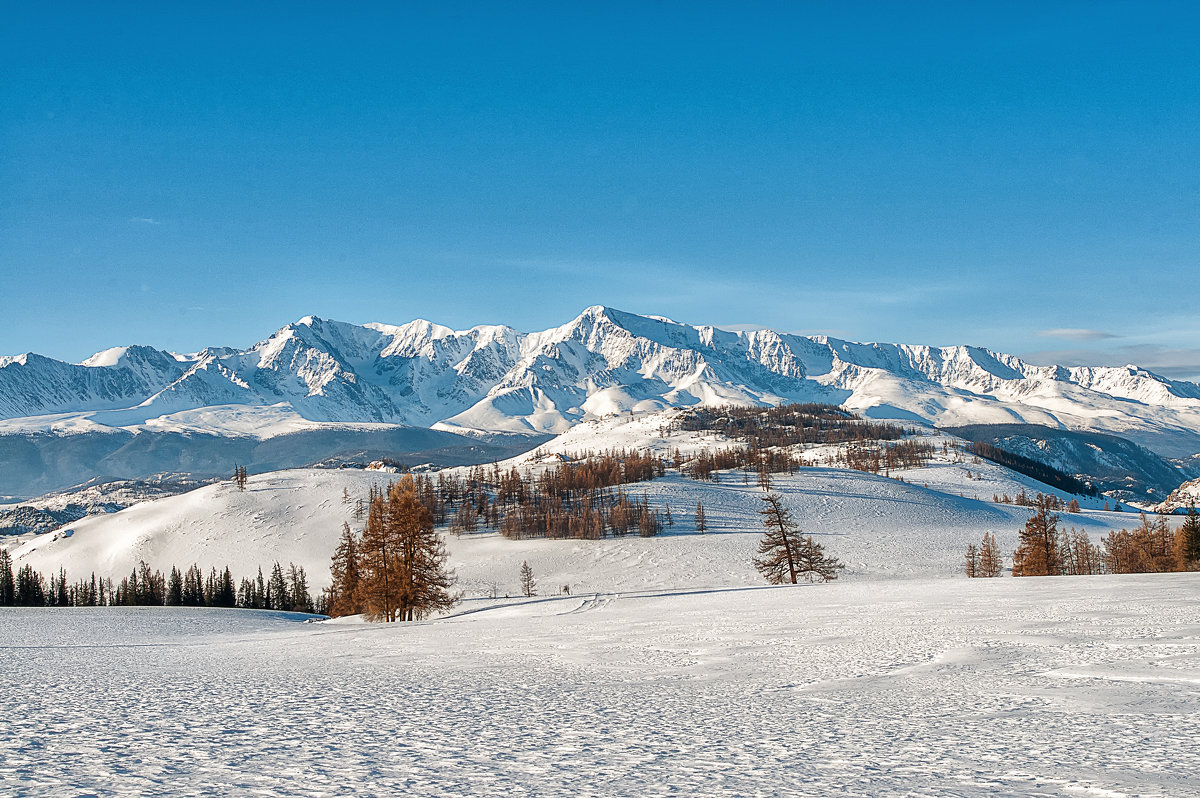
1155,477,1200,513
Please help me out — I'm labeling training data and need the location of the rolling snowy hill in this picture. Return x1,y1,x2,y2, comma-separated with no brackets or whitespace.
10,410,1151,594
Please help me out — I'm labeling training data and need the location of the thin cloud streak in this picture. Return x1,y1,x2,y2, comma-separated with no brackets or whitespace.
1023,344,1200,383
1036,328,1118,342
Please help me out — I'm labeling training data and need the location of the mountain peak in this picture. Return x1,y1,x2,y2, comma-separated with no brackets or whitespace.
2,310,1199,461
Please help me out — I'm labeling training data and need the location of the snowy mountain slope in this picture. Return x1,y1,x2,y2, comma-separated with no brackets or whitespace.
0,474,210,537
3,306,1199,463
946,423,1189,504
0,425,545,499
0,347,187,419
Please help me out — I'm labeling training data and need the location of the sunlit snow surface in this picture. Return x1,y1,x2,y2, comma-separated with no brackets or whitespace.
5,576,1199,796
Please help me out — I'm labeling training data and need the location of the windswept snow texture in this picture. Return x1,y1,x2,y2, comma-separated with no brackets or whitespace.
3,306,1199,460
4,575,1200,796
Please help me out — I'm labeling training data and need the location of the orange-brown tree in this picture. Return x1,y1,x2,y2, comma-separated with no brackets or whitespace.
357,476,458,622
1012,496,1062,576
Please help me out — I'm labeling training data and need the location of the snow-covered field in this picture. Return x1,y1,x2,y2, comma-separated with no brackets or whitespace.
6,411,1198,795
4,574,1199,796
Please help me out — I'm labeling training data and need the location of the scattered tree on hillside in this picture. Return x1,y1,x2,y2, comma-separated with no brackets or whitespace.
695,500,707,534
1012,496,1062,576
758,462,772,491
519,561,536,598
357,475,458,622
964,543,978,578
233,464,248,491
754,492,842,584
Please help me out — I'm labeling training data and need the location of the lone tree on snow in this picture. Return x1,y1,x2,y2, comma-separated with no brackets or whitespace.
754,493,843,584
519,561,536,598
352,476,459,621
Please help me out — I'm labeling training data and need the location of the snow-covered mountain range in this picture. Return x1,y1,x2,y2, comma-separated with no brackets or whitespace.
3,306,1200,463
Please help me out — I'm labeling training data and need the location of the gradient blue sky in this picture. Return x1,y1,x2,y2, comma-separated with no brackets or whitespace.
2,2,1198,377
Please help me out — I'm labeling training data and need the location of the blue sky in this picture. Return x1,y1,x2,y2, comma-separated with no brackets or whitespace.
2,2,1198,378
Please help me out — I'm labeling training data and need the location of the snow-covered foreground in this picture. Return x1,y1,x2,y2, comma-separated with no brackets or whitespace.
4,575,1199,797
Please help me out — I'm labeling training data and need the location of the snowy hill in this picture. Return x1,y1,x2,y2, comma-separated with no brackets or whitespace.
10,409,1143,594
3,306,1199,477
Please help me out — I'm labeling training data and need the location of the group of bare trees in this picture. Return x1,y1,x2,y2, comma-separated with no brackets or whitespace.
992,489,1081,512
837,439,936,474
1102,505,1199,574
392,452,671,541
968,498,1200,578
326,476,459,622
964,533,1003,577
673,403,909,448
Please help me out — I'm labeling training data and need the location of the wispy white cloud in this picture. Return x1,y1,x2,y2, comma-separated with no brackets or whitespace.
1023,343,1200,383
1035,328,1118,342
128,217,161,225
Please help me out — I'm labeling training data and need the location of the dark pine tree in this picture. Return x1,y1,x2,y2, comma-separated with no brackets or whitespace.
0,549,15,606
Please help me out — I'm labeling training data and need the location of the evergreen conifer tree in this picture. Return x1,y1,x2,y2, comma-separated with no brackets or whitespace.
1180,501,1200,569
15,564,46,606
268,562,288,611
166,566,183,606
754,493,843,583
287,563,311,612
328,523,362,617
0,549,15,606
519,561,536,597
